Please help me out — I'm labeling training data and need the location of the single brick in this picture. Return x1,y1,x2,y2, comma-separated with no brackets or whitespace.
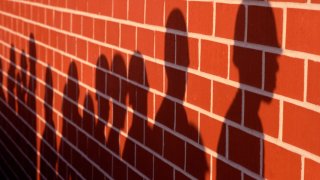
264,141,301,180
121,24,136,51
137,28,154,58
200,40,228,78
145,0,164,26
128,0,145,23
287,8,320,55
283,102,320,156
216,3,245,40
188,1,213,35
307,60,320,105
187,73,211,111
305,158,320,180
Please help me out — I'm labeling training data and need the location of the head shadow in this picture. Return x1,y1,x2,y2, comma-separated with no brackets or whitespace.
151,8,210,179
105,53,127,156
216,2,281,179
39,66,57,179
58,61,81,179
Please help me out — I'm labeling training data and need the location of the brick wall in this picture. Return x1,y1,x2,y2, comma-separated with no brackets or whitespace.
0,0,319,179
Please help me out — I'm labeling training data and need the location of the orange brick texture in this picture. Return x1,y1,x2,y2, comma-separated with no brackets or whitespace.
0,0,319,179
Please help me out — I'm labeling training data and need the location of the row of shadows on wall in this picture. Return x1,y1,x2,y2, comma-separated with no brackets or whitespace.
0,4,280,180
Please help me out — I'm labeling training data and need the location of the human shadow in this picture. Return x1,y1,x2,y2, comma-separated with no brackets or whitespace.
1,35,38,179
25,34,38,180
58,61,82,179
90,54,112,178
122,51,149,178
151,9,209,179
216,3,280,179
79,93,95,179
0,58,5,112
7,45,16,112
106,53,128,179
39,66,57,180
17,50,28,121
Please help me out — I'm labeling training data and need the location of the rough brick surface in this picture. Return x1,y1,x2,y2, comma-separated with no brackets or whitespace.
0,0,319,179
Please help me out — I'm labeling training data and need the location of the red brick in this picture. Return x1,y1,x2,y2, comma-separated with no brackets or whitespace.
230,46,262,88
287,9,320,55
145,60,163,92
265,53,304,100
176,35,198,69
229,126,261,174
164,131,185,169
164,67,186,101
175,171,190,180
62,13,71,32
129,84,153,118
82,16,93,38
94,19,106,42
245,91,279,138
248,6,282,47
128,0,144,23
113,0,127,19
145,121,163,154
72,14,82,35
200,40,228,78
200,114,225,155
186,143,211,179
214,157,242,180
76,39,87,61
187,73,211,111
112,52,127,78
87,42,100,65
112,157,127,180
136,146,153,178
264,141,301,180
307,60,320,105
270,0,305,2
216,3,245,40
88,0,112,16
137,28,154,58
305,159,320,180
155,95,174,129
53,11,62,29
283,102,320,156
146,0,164,26
76,0,87,11
100,46,113,66
246,175,261,180
67,36,76,56
155,31,175,63
128,54,143,84
107,21,120,46
188,2,213,35
212,81,242,124
128,168,144,180
154,157,173,180
107,74,120,100
175,104,198,142
127,112,144,143
82,64,93,87
165,0,187,31
121,24,136,51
